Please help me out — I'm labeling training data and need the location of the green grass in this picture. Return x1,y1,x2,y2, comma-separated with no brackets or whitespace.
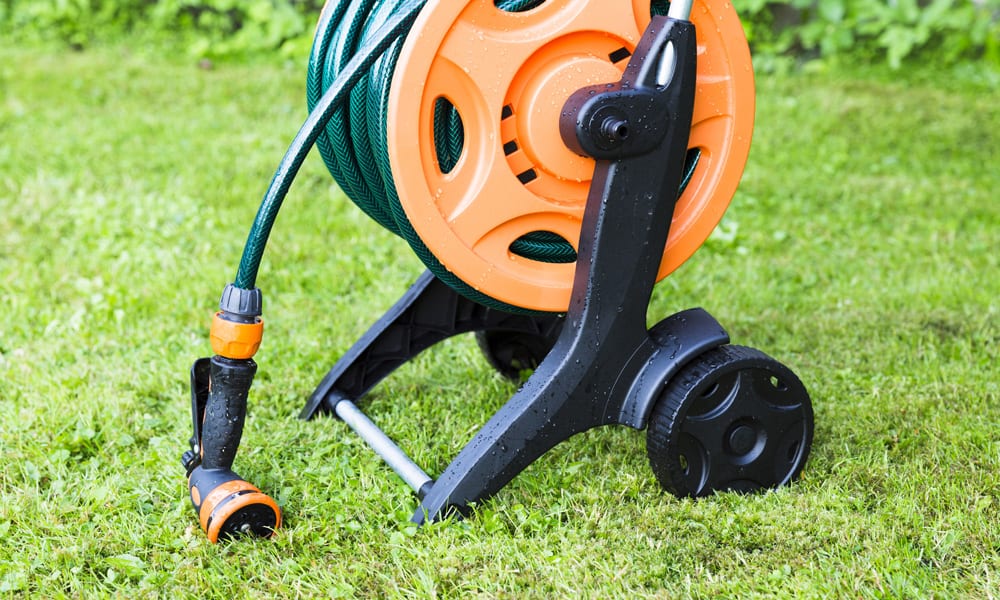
1,40,998,597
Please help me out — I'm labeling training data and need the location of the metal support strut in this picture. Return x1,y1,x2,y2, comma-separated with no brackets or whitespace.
333,398,434,498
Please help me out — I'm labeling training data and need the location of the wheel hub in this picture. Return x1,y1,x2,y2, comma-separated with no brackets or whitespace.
726,423,758,456
505,36,628,191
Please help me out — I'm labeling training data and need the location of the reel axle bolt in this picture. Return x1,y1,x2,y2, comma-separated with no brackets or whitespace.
601,116,630,143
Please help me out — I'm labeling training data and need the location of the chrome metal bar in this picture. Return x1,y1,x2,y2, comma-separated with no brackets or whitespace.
333,398,433,494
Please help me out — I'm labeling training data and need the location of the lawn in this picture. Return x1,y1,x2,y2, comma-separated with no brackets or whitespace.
0,39,997,597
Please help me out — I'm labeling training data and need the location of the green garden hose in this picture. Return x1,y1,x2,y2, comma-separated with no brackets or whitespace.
233,0,426,291
306,0,576,314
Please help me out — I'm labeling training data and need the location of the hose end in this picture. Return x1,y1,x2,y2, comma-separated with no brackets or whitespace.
189,467,282,543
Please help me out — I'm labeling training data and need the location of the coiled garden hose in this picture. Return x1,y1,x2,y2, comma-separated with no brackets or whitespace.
236,0,694,313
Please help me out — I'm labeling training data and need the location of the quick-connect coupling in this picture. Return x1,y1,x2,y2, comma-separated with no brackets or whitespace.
210,284,264,359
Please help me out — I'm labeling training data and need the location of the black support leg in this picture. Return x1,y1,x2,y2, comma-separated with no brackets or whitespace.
413,16,702,522
300,270,563,421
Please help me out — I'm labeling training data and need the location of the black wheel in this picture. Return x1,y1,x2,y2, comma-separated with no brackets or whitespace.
646,345,813,498
475,330,556,381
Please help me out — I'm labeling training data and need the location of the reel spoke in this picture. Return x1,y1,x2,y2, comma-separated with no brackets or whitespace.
469,0,642,46
433,20,528,103
450,179,577,247
420,59,497,206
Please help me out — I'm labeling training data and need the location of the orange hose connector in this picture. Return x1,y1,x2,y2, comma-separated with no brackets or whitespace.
209,312,264,359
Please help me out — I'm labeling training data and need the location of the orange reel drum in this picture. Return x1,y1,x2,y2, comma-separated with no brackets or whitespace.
388,0,754,313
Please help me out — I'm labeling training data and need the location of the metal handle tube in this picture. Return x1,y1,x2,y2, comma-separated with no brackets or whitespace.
333,398,433,495
667,0,694,21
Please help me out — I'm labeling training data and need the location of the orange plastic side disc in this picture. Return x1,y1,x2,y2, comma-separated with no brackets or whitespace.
388,0,754,312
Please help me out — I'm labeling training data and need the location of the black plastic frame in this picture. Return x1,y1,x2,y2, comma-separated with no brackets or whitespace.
302,16,730,524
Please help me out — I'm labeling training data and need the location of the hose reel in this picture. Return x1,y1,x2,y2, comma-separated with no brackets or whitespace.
181,0,813,543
